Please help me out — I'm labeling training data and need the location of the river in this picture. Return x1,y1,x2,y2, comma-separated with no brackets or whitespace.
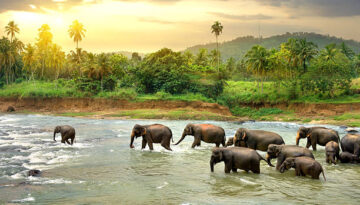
0,114,359,204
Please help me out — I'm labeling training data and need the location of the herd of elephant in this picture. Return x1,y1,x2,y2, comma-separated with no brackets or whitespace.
53,123,360,181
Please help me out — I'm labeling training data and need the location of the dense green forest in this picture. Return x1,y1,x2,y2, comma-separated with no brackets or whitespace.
1,21,360,117
186,32,360,60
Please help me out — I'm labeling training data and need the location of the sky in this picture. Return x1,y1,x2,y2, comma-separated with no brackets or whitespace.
0,0,359,53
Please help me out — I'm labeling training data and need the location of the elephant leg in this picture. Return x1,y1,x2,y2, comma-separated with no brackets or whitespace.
192,137,201,148
215,142,220,147
148,142,154,150
311,139,317,151
65,138,71,145
224,161,232,173
222,139,226,147
276,154,285,170
70,137,74,145
161,139,172,151
142,139,147,149
306,138,311,149
232,168,237,173
61,136,65,144
295,168,301,176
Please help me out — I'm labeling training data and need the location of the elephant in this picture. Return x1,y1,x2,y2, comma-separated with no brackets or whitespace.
175,124,226,148
339,152,360,163
266,144,314,170
130,124,173,151
210,147,273,174
340,134,360,156
53,125,75,145
6,106,15,112
296,126,339,151
226,137,246,147
279,156,326,180
233,128,285,151
325,141,340,164
28,169,41,177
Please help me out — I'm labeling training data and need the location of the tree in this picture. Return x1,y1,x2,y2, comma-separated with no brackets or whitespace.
339,42,355,60
68,20,86,49
5,21,19,42
36,24,53,78
211,21,223,71
22,44,37,80
0,37,14,84
97,53,111,92
321,43,338,62
297,38,318,73
245,45,269,93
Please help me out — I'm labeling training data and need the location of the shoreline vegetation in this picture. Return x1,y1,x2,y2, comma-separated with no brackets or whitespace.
1,21,360,127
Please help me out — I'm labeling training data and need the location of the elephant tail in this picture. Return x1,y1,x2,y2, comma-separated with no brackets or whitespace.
259,153,274,167
169,129,174,143
321,169,326,181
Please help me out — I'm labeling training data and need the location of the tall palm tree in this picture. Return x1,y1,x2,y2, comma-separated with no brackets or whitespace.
245,45,269,93
321,43,338,62
0,37,15,84
297,38,318,73
97,53,111,92
68,20,86,50
5,21,20,42
211,21,223,71
22,44,37,80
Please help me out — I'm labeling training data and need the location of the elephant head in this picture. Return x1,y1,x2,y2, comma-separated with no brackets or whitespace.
226,137,234,146
296,126,310,145
130,124,146,148
233,128,247,145
53,126,62,141
175,123,194,145
210,148,224,172
266,144,283,164
279,157,295,173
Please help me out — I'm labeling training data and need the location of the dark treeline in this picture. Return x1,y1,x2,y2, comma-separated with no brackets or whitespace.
1,21,360,104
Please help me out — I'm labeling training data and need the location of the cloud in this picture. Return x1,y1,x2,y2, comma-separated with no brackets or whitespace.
251,0,360,17
209,12,273,21
138,17,177,24
0,0,95,13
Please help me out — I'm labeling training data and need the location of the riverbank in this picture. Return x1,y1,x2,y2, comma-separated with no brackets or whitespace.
0,97,359,127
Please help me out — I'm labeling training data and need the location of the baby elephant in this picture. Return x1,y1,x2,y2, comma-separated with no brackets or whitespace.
210,147,273,174
339,152,360,163
53,125,76,145
325,141,340,164
279,156,326,180
226,137,246,147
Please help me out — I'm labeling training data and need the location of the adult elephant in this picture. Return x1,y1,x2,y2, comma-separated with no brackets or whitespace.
296,126,339,151
266,144,314,170
340,134,360,155
210,147,273,174
175,124,226,148
53,125,76,145
233,128,284,151
130,124,173,151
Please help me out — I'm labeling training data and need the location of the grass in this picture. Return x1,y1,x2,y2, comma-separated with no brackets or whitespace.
58,112,97,117
106,109,237,121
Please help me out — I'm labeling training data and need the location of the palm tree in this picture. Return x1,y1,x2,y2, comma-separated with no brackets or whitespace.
82,52,99,79
5,21,20,42
211,21,223,71
22,44,37,80
97,53,111,92
321,44,338,62
339,42,355,59
297,38,318,73
0,37,15,84
68,20,86,50
245,45,269,93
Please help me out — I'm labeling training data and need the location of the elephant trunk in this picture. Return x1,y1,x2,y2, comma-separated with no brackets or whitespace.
296,132,300,146
175,132,186,145
210,158,215,172
130,131,135,148
53,131,57,141
265,153,274,167
279,165,286,173
330,154,337,165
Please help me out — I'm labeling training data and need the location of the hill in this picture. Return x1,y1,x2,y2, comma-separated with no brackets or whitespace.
185,32,360,60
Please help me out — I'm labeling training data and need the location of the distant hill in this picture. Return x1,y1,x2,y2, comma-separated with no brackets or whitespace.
185,32,360,60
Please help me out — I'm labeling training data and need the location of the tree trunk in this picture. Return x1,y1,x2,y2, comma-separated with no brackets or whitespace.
216,35,219,72
261,79,264,94
101,77,103,92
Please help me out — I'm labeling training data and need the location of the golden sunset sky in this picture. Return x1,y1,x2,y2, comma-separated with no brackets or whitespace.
0,0,359,53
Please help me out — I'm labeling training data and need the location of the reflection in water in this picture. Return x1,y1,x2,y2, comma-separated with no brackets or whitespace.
0,114,359,204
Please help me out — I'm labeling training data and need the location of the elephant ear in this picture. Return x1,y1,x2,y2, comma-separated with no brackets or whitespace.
140,127,147,135
242,131,247,140
189,126,193,134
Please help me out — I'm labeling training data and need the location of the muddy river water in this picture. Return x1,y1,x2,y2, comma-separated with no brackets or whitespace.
0,114,360,204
